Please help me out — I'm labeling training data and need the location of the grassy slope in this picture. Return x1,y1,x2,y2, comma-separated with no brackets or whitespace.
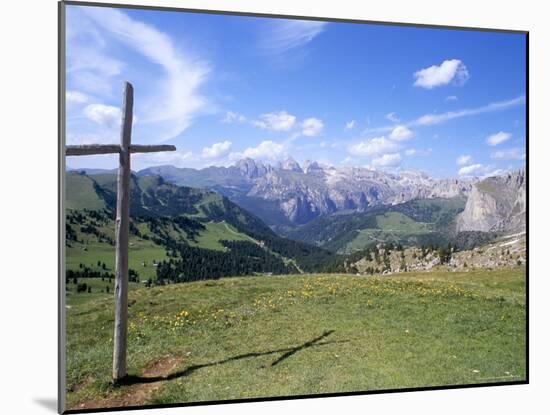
66,238,168,281
66,218,255,280
65,174,106,210
188,221,253,251
341,212,433,254
287,197,466,254
66,267,526,409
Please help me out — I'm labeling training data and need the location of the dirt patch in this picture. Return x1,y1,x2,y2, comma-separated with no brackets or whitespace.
69,354,185,410
69,375,94,393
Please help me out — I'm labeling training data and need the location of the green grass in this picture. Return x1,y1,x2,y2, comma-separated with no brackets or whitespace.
375,212,432,232
338,212,437,253
65,174,106,210
66,278,143,307
67,237,168,281
65,267,526,409
188,221,253,251
66,210,257,279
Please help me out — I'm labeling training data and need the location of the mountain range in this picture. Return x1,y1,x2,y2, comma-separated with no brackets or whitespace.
137,157,475,227
70,159,526,253
65,158,526,283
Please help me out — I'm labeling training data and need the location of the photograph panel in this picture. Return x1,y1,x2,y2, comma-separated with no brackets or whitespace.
61,2,527,412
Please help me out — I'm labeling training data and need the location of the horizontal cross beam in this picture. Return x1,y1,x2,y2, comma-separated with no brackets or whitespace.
66,144,176,156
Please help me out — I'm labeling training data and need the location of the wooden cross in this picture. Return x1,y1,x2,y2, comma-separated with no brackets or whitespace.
66,82,176,382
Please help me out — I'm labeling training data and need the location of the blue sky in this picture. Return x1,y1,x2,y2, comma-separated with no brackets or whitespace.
65,5,526,178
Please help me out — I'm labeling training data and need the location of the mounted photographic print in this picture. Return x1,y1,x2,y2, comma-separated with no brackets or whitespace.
59,1,528,413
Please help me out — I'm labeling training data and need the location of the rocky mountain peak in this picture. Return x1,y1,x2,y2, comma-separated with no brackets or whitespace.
235,158,270,179
456,168,526,233
279,157,303,173
303,160,324,174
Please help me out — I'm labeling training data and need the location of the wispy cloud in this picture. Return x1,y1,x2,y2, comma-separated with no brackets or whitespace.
134,150,198,168
66,90,90,104
412,96,525,127
260,20,327,55
362,96,525,136
491,147,525,160
405,148,432,157
221,111,247,124
67,6,210,144
386,112,400,123
345,120,356,130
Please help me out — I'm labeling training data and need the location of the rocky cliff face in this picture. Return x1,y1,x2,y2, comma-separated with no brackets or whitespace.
248,163,472,224
456,169,526,233
138,159,525,228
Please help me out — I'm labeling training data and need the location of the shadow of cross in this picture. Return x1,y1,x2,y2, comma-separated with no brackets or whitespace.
65,81,176,383
119,330,343,386
269,329,335,367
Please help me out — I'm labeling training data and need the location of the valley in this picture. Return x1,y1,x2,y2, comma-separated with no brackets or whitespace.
67,162,526,287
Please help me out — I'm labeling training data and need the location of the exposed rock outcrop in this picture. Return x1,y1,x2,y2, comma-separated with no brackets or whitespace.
456,169,526,233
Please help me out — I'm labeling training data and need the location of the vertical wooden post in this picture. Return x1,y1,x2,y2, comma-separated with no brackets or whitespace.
112,82,133,382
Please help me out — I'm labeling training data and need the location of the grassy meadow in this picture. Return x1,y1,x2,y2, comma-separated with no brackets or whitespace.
65,267,526,410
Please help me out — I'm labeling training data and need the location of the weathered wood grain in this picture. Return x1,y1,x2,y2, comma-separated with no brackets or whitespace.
66,145,121,156
112,81,133,382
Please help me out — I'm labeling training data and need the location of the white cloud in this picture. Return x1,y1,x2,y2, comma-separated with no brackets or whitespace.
486,131,512,146
345,120,356,130
483,169,506,178
348,136,400,157
386,112,400,123
491,148,526,160
389,125,414,141
83,104,121,129
371,153,402,168
340,156,356,165
458,163,485,176
405,148,432,157
231,140,286,161
80,7,210,142
252,111,296,131
413,59,469,89
222,111,246,124
456,155,473,166
261,20,327,55
202,141,232,159
413,96,525,127
445,95,458,102
66,90,89,104
132,151,201,168
301,118,324,136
